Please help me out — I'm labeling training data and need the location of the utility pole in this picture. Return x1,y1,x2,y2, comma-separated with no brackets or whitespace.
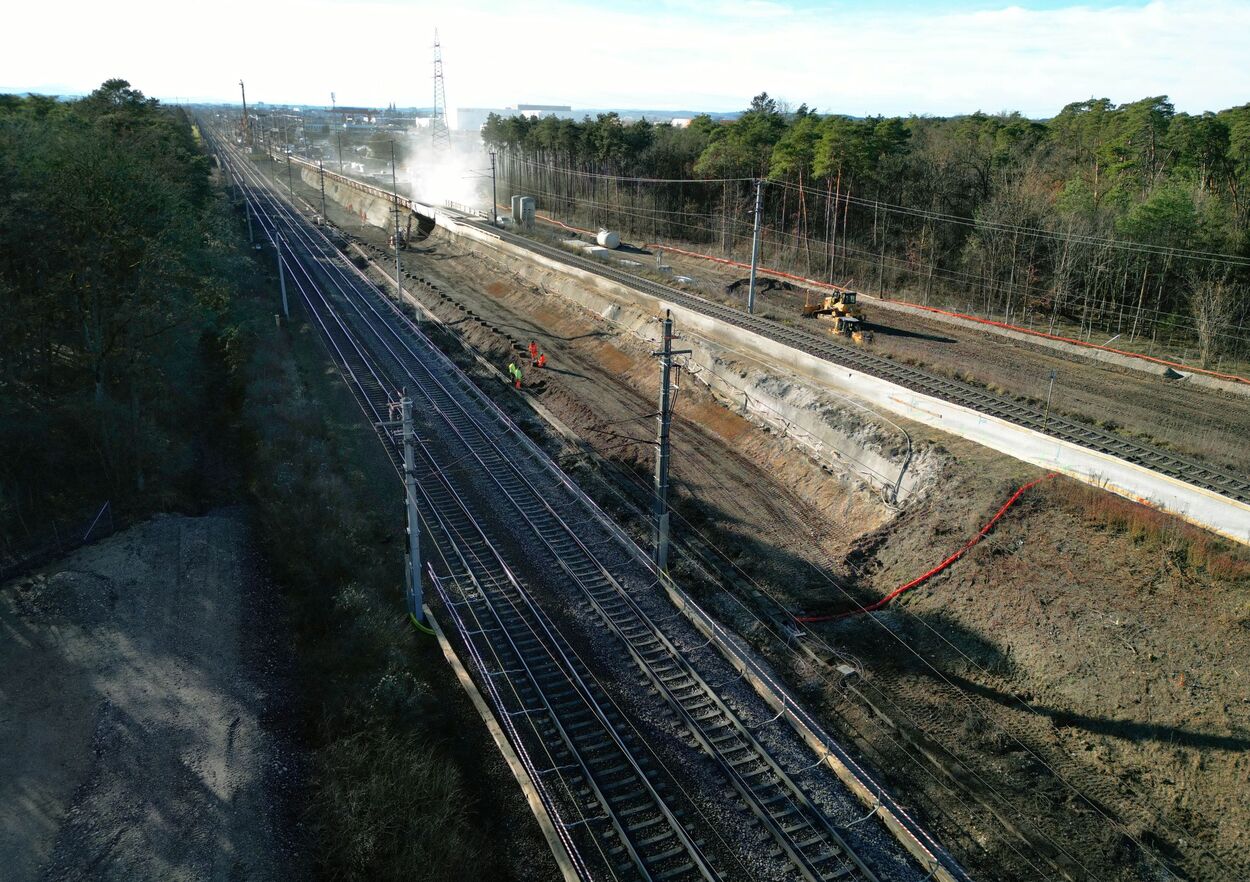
337,127,344,174
747,179,764,315
318,159,327,220
1042,369,1057,431
401,396,425,624
286,146,294,194
489,150,498,226
651,310,691,573
276,233,289,319
391,142,403,299
238,79,249,146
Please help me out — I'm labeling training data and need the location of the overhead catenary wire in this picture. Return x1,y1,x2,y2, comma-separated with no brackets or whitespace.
503,181,1248,349
228,148,686,882
377,230,1209,879
770,177,1250,269
355,249,1109,878
497,154,1250,269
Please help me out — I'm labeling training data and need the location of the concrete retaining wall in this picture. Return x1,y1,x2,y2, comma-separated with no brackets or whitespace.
432,221,926,504
300,166,395,229
305,166,1249,543
437,216,1250,546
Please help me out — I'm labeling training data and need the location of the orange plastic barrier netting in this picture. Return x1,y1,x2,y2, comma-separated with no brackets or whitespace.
795,473,1057,624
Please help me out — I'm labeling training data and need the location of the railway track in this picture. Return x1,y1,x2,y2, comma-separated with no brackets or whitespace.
277,151,1250,505
218,134,959,882
230,148,721,882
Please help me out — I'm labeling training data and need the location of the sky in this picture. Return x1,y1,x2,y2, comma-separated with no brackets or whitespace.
4,0,1249,119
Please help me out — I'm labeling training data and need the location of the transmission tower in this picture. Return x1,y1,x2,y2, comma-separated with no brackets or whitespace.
431,29,452,151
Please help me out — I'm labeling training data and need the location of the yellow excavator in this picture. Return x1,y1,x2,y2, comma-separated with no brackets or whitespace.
801,290,873,344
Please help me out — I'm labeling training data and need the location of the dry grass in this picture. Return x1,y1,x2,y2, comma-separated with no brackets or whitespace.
1047,479,1250,580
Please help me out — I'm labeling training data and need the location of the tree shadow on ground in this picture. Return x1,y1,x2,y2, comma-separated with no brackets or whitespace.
938,668,1250,751
871,323,958,344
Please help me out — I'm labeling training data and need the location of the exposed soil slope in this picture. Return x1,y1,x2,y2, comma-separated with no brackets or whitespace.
0,514,290,882
291,162,1250,881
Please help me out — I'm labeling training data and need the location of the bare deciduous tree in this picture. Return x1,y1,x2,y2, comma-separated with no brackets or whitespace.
1189,276,1238,367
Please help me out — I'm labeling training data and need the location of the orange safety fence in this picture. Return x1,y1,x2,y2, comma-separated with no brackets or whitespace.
794,473,1056,624
904,303,1250,386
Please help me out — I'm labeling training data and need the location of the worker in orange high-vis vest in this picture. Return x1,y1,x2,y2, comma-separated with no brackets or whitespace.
528,340,538,365
537,352,547,369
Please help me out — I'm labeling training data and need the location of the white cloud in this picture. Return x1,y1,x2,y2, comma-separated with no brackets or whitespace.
3,0,1248,116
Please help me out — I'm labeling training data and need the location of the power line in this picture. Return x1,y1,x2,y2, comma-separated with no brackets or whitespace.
771,178,1250,269
502,153,753,184
498,154,1250,268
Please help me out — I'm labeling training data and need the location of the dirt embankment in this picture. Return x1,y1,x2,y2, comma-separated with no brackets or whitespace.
0,513,292,882
820,464,1250,882
366,226,896,557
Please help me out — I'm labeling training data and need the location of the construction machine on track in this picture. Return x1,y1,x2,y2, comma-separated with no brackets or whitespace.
801,290,873,344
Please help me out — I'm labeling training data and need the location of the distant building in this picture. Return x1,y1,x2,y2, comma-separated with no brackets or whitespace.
456,103,578,131
668,118,694,128
455,107,505,132
516,104,572,113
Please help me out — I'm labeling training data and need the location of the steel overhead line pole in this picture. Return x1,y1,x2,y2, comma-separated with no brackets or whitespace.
1043,369,1057,431
391,142,403,300
395,396,427,625
652,310,691,573
747,179,764,315
400,396,425,624
276,232,289,319
238,79,249,145
489,150,498,226
318,159,327,220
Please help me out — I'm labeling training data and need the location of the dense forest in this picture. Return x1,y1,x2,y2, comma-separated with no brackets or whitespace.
0,80,244,554
482,94,1250,366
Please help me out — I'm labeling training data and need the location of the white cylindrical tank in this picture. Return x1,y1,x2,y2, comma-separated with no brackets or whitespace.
518,196,536,227
596,229,621,249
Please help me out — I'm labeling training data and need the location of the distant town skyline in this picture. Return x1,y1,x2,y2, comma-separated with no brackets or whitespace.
5,0,1250,118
